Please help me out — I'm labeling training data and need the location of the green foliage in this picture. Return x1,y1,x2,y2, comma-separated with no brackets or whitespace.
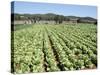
12,24,97,73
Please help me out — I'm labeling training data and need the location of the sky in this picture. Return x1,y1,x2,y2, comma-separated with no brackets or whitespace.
11,1,97,19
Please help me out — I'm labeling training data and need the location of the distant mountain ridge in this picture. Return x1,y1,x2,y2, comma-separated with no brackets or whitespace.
13,13,97,20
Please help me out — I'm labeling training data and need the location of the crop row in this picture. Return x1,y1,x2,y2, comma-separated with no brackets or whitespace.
12,24,97,73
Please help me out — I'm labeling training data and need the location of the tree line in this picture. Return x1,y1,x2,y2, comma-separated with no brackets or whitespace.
11,13,97,24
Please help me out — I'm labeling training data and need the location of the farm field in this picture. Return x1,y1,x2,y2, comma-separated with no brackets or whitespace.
11,24,97,73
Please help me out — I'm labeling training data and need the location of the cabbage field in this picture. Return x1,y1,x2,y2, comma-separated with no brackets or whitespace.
11,24,97,73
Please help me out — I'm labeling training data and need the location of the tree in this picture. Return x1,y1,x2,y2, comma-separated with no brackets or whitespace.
54,15,64,24
54,15,59,24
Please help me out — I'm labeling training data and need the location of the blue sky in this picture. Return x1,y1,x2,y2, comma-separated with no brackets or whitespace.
12,1,97,19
